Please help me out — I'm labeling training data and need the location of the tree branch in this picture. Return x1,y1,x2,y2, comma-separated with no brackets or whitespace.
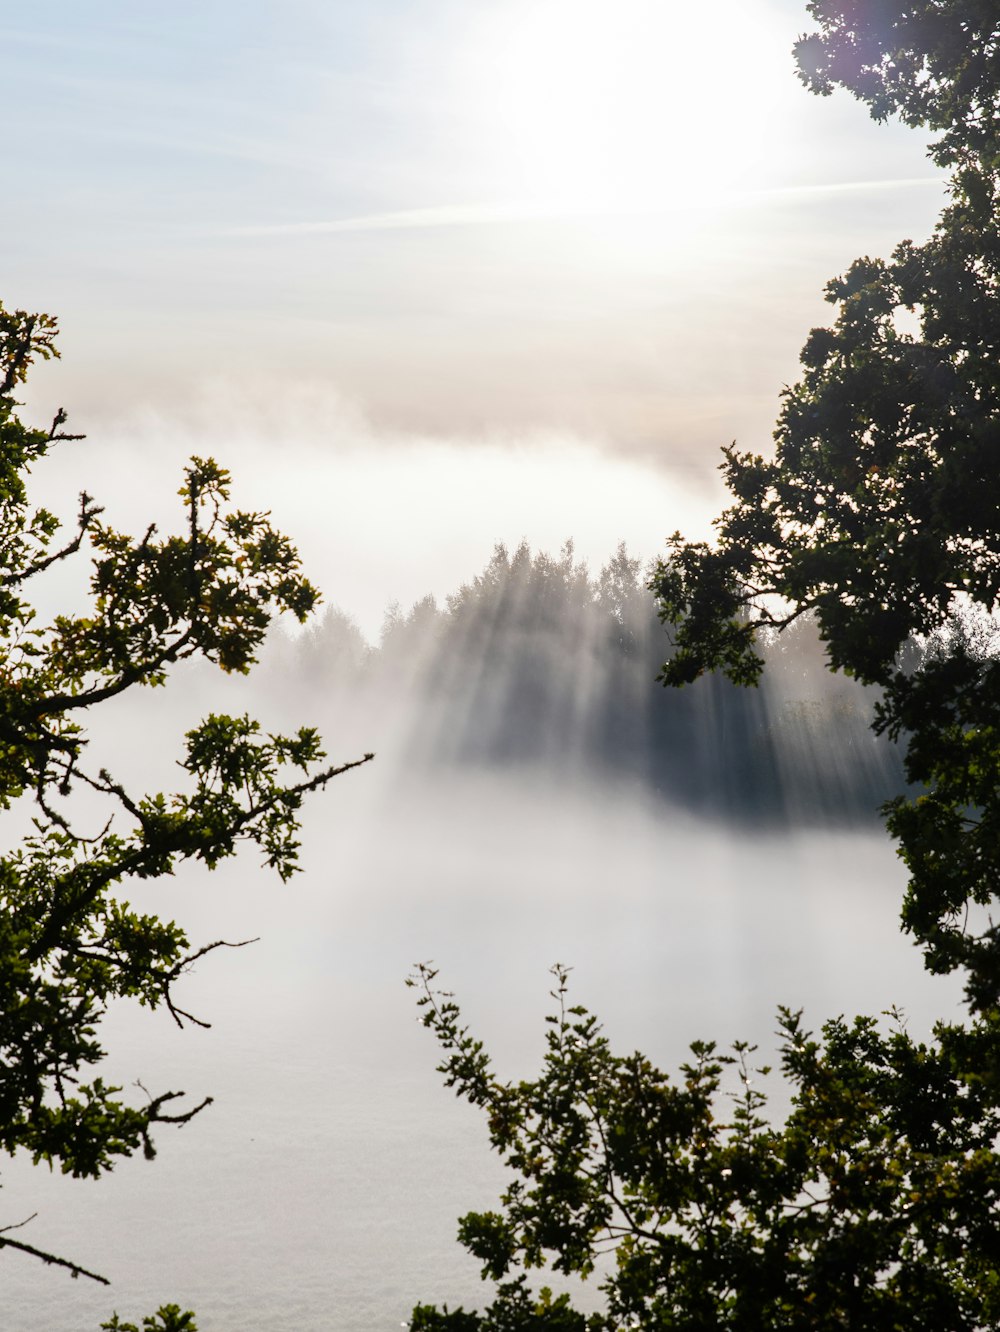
2,491,103,588
160,937,260,1028
0,1215,110,1285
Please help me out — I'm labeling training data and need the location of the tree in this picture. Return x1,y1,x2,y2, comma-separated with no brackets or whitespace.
408,1,1000,1325
101,1308,197,1332
653,0,1000,1013
793,0,1000,172
0,304,372,1289
408,964,1000,1331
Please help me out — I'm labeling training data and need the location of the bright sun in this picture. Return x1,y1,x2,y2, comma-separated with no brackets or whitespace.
460,0,792,216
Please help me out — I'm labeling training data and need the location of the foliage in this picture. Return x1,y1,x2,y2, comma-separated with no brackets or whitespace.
794,0,1000,170
101,1307,197,1332
408,964,1000,1330
410,2,1000,1326
0,303,372,1286
651,1,1000,1012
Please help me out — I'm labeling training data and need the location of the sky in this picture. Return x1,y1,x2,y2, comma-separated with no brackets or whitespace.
5,0,946,634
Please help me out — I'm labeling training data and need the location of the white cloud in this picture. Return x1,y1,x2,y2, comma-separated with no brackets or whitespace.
30,383,725,639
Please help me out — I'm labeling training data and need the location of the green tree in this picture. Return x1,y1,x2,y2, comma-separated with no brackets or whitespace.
654,0,1000,1013
408,2,1000,1325
100,1308,197,1332
409,964,1000,1331
0,304,372,1287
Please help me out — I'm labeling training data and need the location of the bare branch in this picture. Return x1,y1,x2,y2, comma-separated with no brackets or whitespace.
34,768,114,845
0,1223,110,1286
161,937,260,1028
133,1083,215,1161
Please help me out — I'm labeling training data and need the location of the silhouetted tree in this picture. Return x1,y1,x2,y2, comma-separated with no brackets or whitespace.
0,303,371,1294
408,2,1000,1325
409,963,1000,1331
654,0,1000,1012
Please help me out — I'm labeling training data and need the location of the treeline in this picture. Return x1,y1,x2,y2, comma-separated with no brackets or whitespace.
266,541,907,825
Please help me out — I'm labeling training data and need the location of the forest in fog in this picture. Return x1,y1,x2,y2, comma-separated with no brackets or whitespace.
263,540,908,825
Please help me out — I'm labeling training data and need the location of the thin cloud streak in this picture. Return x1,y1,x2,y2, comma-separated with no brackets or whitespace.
227,200,568,236
226,176,943,238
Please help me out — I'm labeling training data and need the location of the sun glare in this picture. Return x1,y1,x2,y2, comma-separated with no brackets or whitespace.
460,0,791,217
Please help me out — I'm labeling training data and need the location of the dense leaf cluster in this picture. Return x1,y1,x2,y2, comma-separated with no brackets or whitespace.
794,0,1000,170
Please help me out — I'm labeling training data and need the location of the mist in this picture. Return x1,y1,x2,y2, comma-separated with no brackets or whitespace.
20,395,725,642
1,521,964,1331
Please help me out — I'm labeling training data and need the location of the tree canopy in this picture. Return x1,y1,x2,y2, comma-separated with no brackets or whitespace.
408,964,1000,1331
408,1,1000,1325
0,304,371,1290
654,0,1000,1014
794,0,1000,170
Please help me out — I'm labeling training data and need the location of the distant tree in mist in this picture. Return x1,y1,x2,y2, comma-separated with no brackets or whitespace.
408,2,1000,1326
281,537,903,823
296,605,370,685
0,304,371,1305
